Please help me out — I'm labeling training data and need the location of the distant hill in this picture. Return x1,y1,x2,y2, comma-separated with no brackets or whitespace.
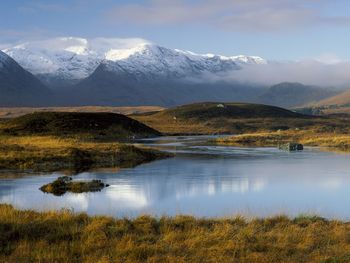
1,112,161,140
131,102,316,135
257,82,337,108
313,89,350,107
0,51,52,107
299,89,350,115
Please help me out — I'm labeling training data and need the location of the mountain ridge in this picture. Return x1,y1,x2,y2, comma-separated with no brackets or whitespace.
0,38,341,108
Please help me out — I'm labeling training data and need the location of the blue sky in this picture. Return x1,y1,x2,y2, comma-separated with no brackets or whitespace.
1,0,350,61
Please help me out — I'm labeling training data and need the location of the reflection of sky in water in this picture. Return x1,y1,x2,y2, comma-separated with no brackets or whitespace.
1,136,350,219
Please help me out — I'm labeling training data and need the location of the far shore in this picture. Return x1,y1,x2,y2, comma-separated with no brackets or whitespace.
214,129,350,151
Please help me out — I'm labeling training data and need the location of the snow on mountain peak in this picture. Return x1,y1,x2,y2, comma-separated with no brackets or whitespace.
2,37,266,81
174,49,266,65
105,43,150,61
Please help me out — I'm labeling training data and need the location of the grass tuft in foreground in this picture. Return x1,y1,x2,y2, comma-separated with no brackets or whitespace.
40,176,109,196
1,204,350,262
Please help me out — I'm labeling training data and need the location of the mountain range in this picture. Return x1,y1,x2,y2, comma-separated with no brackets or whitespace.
0,37,343,108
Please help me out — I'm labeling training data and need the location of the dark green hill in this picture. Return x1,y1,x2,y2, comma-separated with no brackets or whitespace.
1,112,161,140
162,102,306,120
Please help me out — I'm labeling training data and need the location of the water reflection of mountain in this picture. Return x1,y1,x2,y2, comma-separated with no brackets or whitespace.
1,140,350,218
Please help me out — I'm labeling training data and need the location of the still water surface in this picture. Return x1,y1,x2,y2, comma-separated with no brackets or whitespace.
1,136,350,219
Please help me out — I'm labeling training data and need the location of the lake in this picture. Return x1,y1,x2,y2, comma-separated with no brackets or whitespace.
1,136,350,219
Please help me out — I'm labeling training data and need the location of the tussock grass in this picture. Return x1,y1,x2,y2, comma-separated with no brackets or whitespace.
1,204,350,262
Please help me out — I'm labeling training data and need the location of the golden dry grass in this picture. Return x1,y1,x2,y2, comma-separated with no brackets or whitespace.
1,204,350,262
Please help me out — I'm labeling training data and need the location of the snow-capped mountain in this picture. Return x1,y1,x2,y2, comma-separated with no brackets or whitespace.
3,37,266,87
0,37,271,107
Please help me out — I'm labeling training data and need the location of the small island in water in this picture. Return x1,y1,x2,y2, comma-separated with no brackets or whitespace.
40,176,109,196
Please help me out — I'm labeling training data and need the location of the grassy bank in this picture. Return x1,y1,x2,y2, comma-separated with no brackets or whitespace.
1,204,350,262
0,135,169,173
215,129,350,150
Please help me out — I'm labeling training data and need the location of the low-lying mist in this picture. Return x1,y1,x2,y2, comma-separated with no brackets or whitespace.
199,60,350,88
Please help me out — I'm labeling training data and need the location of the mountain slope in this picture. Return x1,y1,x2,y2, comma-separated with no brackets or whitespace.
257,82,338,108
0,51,52,107
64,61,264,107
